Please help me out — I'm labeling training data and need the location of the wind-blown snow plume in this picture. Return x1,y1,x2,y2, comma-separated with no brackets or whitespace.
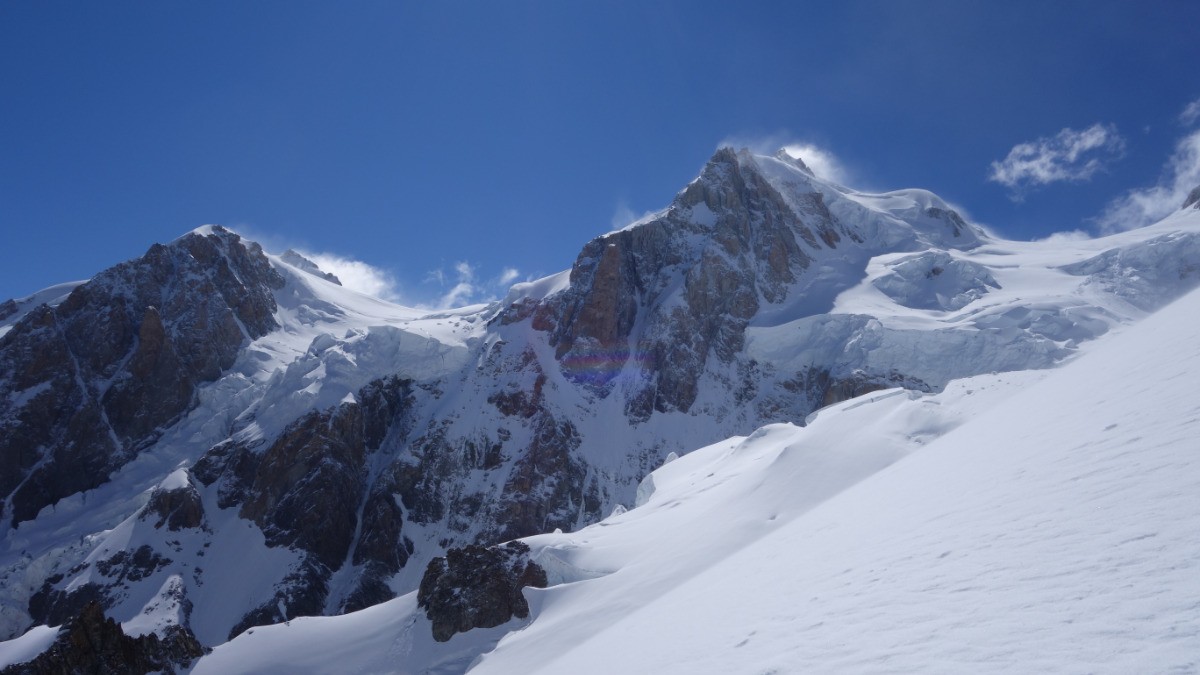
781,143,851,185
718,135,853,185
1094,129,1200,233
988,123,1125,199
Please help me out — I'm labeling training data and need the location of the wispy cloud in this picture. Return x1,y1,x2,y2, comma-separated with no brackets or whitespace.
1181,97,1200,127
302,252,403,302
424,261,525,309
988,123,1126,200
497,267,520,286
1094,129,1200,234
445,261,478,307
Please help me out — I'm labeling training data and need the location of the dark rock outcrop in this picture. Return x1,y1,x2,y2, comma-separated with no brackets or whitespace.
0,226,284,527
491,415,587,542
28,546,173,629
1,602,204,675
417,541,548,642
140,478,206,531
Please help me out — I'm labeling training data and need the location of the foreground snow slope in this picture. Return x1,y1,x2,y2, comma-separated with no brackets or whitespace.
189,284,1200,674
474,282,1200,673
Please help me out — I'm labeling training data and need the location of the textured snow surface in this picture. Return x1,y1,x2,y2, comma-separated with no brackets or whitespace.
188,284,1200,674
192,594,523,675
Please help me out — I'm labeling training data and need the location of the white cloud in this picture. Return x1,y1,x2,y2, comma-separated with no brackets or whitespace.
421,261,524,309
988,123,1126,199
1094,129,1200,234
497,267,520,286
781,143,851,185
437,261,477,308
1181,98,1200,127
302,252,403,302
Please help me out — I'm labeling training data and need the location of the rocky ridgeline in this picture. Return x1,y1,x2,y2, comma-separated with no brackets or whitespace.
0,226,283,527
0,602,204,675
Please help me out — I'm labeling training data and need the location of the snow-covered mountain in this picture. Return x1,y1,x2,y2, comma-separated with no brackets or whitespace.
1,146,1199,672
189,237,1200,675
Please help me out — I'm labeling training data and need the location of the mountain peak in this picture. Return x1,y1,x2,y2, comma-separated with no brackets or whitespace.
772,147,814,175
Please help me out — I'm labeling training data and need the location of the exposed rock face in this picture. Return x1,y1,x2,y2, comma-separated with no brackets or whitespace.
1,602,204,675
533,148,821,416
29,546,173,629
0,226,283,527
490,414,588,543
417,541,548,642
199,376,416,634
238,376,414,569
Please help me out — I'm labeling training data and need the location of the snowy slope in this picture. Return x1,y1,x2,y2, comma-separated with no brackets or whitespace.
476,277,1200,674
188,278,1200,674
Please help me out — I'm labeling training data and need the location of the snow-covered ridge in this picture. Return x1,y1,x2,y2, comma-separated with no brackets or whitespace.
0,281,85,339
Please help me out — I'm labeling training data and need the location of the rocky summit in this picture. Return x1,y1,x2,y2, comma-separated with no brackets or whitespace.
2,148,1200,670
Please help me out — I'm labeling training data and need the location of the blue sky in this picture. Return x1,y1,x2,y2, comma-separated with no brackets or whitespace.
2,1,1199,305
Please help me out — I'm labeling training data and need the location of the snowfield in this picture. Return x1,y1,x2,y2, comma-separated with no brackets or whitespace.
188,281,1200,674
